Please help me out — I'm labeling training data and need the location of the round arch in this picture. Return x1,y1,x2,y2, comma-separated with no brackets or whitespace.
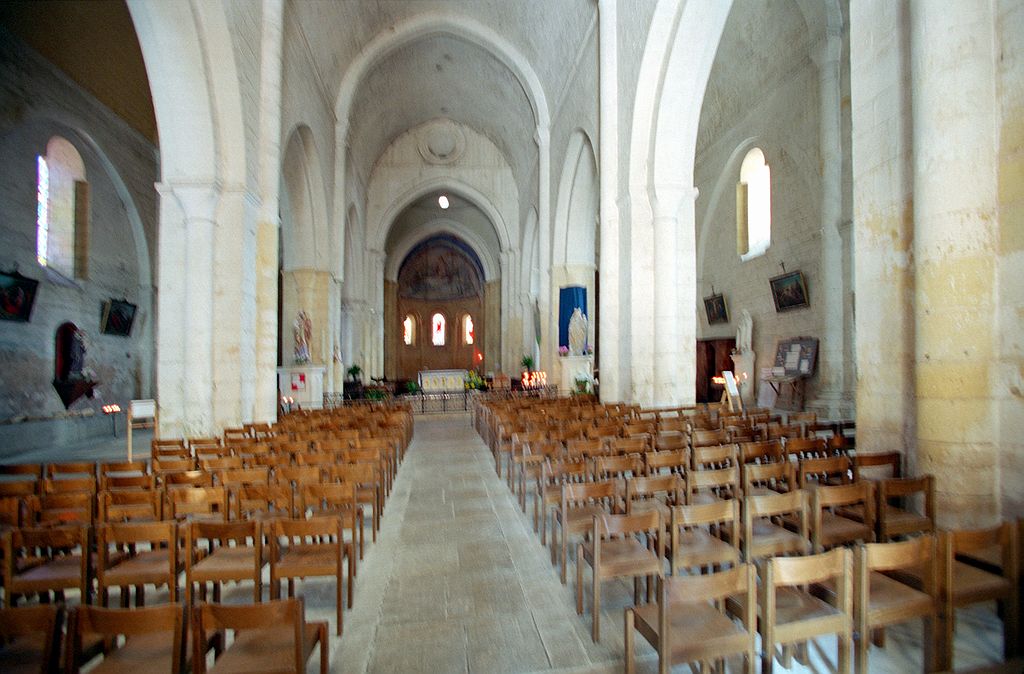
281,125,330,271
385,220,500,283
370,177,512,254
552,129,598,267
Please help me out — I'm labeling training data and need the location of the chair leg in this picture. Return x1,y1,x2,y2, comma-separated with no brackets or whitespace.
576,544,584,616
592,569,601,642
624,609,635,674
561,528,569,584
336,573,344,636
923,615,938,674
1003,596,1019,659
838,630,851,674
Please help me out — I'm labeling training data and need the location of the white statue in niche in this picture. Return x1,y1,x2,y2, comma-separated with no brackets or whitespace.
568,308,588,356
736,309,753,354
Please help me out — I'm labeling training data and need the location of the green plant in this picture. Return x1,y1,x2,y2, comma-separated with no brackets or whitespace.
521,355,535,371
365,388,387,401
405,380,421,394
347,364,362,380
464,370,487,390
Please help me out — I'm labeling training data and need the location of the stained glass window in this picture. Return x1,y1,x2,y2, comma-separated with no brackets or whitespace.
431,313,445,346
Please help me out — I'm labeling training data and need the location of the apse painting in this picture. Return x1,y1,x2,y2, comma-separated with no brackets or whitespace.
0,270,39,322
398,238,483,301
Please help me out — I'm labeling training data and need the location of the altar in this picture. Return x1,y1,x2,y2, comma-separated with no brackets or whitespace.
418,369,467,392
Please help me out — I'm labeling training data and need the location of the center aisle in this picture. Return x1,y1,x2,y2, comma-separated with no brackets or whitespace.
334,413,633,673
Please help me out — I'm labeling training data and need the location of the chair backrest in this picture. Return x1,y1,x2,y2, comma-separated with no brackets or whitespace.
690,428,729,448
216,467,270,488
626,475,683,510
69,604,184,674
46,461,96,480
739,440,784,464
191,598,306,674
852,451,902,481
561,480,617,510
644,449,688,476
686,466,740,503
654,433,687,452
566,438,606,458
593,454,642,481
0,463,44,481
784,436,829,460
234,484,293,520
878,475,935,529
765,545,852,595
663,561,755,611
162,470,213,488
609,436,651,456
101,473,156,491
943,522,1019,598
691,443,738,470
297,482,358,522
100,488,162,522
97,519,177,572
274,465,324,487
166,485,228,520
594,510,662,556
797,455,852,488
0,604,63,674
743,460,796,495
200,456,244,472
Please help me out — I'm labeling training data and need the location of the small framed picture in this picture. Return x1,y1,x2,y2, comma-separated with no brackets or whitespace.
100,299,137,337
703,293,729,324
769,271,809,312
0,270,39,322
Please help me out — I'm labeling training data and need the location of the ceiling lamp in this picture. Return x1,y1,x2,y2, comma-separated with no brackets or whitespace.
438,195,450,210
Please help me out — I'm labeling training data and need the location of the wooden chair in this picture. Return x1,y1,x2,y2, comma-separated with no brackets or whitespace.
1,524,90,607
743,460,797,498
184,520,263,605
644,449,688,478
851,451,902,482
565,438,606,459
508,430,547,489
192,597,328,674
610,437,652,456
668,499,741,575
852,536,940,674
327,462,382,546
162,471,213,489
268,516,351,634
690,428,729,448
691,443,738,470
199,456,243,472
937,523,1020,669
535,459,588,545
653,432,687,453
876,476,935,541
514,440,562,512
740,440,784,465
625,475,683,522
742,489,810,562
577,510,664,641
686,465,740,505
592,454,642,482
0,463,43,483
760,547,854,674
624,564,757,674
811,482,875,553
215,467,270,489
296,483,361,579
233,484,293,521
784,436,830,461
66,603,185,674
99,489,162,523
0,604,63,674
96,520,180,607
165,485,228,522
45,462,96,481
100,473,155,492
37,479,95,525
797,455,853,489
553,481,618,583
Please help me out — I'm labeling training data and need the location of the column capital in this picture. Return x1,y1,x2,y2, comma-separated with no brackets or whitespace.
158,182,220,223
651,182,698,220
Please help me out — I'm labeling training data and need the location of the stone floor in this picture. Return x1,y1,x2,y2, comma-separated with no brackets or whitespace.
14,414,1012,673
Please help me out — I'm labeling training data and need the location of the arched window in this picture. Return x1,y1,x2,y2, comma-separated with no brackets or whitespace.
431,313,446,346
403,314,416,346
37,136,89,278
737,147,771,261
462,314,474,345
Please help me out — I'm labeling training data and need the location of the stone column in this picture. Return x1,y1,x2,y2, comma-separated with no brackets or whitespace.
383,279,398,380
253,0,284,423
369,250,387,377
598,0,622,402
536,126,553,371
911,1,998,527
812,26,848,418
850,0,915,456
157,183,218,436
484,280,501,374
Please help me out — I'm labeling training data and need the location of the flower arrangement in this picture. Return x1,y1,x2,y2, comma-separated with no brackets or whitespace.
464,370,487,390
573,374,593,394
558,345,569,357
584,344,594,355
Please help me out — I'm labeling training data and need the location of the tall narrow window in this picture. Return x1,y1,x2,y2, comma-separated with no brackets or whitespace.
431,313,446,346
738,147,771,260
37,136,87,278
462,314,474,345
403,315,416,345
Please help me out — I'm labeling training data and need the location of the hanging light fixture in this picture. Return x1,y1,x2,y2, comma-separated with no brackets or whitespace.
438,194,450,209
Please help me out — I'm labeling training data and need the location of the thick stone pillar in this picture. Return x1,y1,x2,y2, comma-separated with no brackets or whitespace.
598,0,622,402
850,0,915,457
911,1,999,527
383,279,398,380
253,0,284,423
156,183,218,436
484,280,501,374
812,27,850,418
652,185,693,407
281,268,331,369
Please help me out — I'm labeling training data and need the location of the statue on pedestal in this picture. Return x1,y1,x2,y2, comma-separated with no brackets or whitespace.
736,309,753,353
294,311,312,364
568,308,588,356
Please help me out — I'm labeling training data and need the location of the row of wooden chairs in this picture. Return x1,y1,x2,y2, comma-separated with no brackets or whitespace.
621,521,1020,673
0,597,328,673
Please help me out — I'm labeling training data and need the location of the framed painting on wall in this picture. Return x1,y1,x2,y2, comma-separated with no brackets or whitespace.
703,293,729,324
100,299,137,336
0,270,39,322
769,271,809,312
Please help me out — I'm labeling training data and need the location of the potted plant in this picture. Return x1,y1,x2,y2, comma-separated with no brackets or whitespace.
521,355,535,372
346,364,362,383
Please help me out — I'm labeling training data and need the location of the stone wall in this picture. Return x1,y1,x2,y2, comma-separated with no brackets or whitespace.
0,30,157,446
694,0,825,408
